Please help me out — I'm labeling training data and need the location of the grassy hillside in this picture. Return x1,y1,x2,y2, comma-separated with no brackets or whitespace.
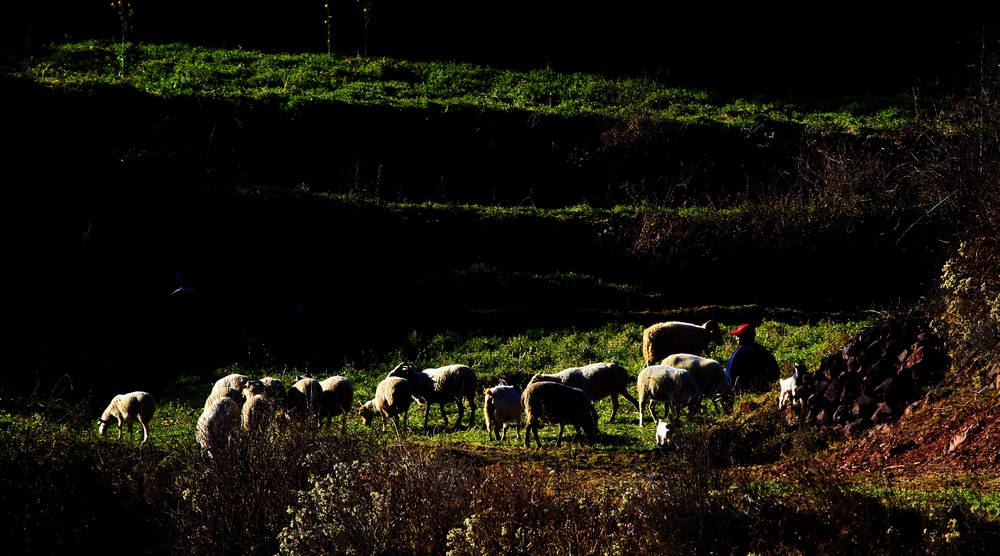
2,40,999,555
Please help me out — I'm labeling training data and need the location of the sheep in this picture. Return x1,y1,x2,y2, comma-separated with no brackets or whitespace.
778,362,809,410
258,376,286,401
520,380,600,448
285,376,323,426
358,376,413,434
211,373,250,395
242,392,277,434
203,385,245,412
97,391,156,443
318,376,355,434
483,380,522,442
242,379,267,398
659,353,735,414
636,365,700,426
655,418,681,453
528,362,640,423
197,396,242,457
641,320,723,365
386,362,478,430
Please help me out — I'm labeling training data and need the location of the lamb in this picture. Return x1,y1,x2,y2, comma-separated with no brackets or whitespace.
655,418,680,453
318,376,355,434
483,380,522,442
520,380,600,448
778,362,809,410
636,365,700,426
659,353,734,414
97,391,156,443
528,362,639,423
285,376,323,426
641,320,723,365
197,396,242,457
386,362,477,430
358,376,413,434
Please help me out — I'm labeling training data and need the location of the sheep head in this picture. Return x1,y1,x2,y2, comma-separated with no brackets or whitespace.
358,401,378,426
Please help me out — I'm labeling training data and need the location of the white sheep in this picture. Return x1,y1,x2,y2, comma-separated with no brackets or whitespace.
636,365,700,426
386,362,478,430
358,376,413,434
318,376,355,434
483,380,522,442
97,391,156,443
258,376,286,401
528,362,640,423
285,376,323,427
211,373,250,395
203,385,245,412
197,396,242,457
659,353,734,414
242,392,277,434
641,320,723,365
520,380,600,448
655,418,680,453
778,362,808,410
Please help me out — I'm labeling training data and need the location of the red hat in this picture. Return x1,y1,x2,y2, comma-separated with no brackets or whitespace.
728,323,754,335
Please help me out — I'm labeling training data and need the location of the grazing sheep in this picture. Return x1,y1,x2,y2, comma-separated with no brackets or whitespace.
386,362,477,430
358,376,413,434
660,353,734,414
636,365,700,426
97,391,156,443
528,362,640,423
211,373,250,395
520,381,599,448
778,362,809,410
319,376,355,434
242,379,267,398
258,376,286,401
285,376,323,426
655,418,681,453
641,320,723,365
242,392,277,434
197,396,241,457
483,380,522,442
203,385,245,412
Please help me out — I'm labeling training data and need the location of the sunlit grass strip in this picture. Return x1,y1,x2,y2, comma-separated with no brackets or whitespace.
11,40,921,134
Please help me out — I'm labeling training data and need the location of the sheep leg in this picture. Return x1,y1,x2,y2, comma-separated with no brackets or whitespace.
453,400,463,431
556,424,566,447
466,395,476,428
621,390,641,413
140,421,150,443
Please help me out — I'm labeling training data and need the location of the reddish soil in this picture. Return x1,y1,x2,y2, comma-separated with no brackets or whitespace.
829,374,1000,481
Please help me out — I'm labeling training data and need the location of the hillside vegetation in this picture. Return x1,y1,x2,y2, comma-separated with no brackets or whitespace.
2,38,999,555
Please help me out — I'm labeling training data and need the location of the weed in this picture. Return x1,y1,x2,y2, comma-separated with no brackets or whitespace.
111,1,133,77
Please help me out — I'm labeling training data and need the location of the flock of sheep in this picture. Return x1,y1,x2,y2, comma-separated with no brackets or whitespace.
96,320,797,452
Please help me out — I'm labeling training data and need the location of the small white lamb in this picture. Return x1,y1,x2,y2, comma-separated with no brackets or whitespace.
778,362,808,410
98,391,157,443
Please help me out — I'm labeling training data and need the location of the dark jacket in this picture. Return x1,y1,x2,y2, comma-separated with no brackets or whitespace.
725,343,780,392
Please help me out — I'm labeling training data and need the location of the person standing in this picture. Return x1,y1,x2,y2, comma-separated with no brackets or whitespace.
724,323,780,393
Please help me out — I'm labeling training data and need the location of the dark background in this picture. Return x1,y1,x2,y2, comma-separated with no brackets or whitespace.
4,2,991,94
0,2,991,406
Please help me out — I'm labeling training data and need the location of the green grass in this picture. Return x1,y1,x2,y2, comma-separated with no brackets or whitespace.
7,40,923,136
